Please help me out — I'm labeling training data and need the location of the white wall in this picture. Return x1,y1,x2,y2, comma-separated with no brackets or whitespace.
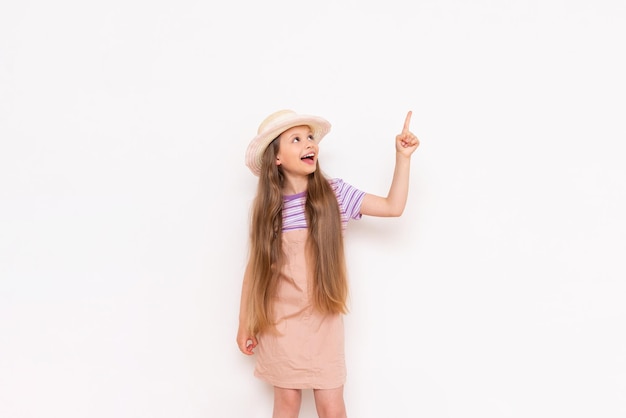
1,1,625,417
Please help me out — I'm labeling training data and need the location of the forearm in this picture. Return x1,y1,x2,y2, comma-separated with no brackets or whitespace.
238,263,252,324
360,153,412,217
236,262,258,354
385,153,412,216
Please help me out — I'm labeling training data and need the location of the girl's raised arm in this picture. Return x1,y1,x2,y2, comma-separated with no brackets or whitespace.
360,111,420,217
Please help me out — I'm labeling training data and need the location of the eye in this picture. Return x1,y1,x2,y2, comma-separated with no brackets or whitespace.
308,135,315,141
292,137,300,143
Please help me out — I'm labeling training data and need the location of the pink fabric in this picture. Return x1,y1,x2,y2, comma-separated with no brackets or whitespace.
254,229,346,389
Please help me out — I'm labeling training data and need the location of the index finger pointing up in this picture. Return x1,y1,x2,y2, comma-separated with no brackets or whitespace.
402,110,413,132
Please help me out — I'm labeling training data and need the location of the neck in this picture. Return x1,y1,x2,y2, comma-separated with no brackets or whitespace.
282,174,309,195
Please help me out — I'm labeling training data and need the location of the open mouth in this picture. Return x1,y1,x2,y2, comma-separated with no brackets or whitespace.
301,153,315,162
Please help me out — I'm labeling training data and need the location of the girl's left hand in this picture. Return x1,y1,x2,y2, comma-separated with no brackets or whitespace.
396,111,420,157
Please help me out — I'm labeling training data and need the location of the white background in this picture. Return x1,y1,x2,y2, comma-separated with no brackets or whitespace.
1,1,625,417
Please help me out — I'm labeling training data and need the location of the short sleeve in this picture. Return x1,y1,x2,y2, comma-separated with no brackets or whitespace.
330,178,366,226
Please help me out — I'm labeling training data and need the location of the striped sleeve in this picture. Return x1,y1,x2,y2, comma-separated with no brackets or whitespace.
330,178,366,227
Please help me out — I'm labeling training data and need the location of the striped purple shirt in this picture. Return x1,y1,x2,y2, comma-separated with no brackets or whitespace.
282,178,365,232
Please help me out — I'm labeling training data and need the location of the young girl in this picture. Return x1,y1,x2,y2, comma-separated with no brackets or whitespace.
237,109,420,418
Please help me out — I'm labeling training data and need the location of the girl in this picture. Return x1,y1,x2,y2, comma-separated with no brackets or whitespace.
237,109,420,418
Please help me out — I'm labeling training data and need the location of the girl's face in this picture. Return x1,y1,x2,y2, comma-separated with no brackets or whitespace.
275,125,320,178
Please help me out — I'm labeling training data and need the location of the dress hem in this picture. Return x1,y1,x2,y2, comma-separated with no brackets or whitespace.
254,370,346,390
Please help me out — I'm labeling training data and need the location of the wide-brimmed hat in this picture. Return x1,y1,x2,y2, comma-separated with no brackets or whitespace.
245,109,331,176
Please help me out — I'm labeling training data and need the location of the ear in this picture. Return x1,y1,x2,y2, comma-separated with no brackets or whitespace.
275,156,281,166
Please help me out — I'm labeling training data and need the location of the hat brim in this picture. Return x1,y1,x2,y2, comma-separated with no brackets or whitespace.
245,114,331,176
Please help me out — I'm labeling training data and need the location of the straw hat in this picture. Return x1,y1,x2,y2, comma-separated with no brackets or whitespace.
245,109,331,176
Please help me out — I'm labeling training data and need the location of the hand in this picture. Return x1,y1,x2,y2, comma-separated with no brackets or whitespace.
395,111,420,157
237,324,258,355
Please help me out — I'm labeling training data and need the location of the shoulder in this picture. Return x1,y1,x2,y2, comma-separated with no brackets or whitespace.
328,177,362,194
328,178,352,197
328,177,343,191
328,177,365,204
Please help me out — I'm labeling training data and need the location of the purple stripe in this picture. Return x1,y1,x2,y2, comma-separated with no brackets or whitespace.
281,178,365,232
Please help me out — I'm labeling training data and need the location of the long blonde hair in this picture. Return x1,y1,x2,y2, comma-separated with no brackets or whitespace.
246,138,348,334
